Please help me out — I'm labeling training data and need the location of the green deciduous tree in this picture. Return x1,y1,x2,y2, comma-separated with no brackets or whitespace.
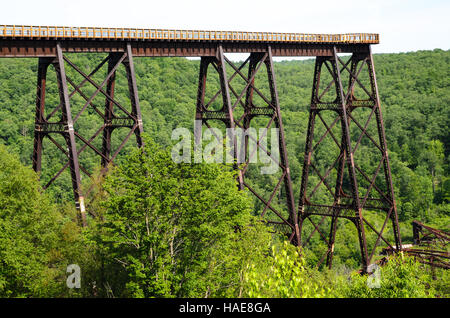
89,137,273,297
244,241,333,298
341,254,435,298
0,144,90,297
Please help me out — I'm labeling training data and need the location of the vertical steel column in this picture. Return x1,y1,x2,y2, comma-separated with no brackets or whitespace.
332,47,369,271
194,56,214,154
265,46,299,245
101,53,119,168
297,57,320,246
32,57,52,174
55,43,86,226
195,57,209,122
326,129,348,268
217,45,244,188
239,53,259,181
238,52,266,188
124,43,144,147
367,47,402,251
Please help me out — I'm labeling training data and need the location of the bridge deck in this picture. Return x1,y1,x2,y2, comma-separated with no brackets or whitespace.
0,25,378,57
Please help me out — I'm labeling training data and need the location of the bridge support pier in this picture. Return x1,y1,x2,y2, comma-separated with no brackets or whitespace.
195,45,300,245
32,43,143,226
297,47,401,272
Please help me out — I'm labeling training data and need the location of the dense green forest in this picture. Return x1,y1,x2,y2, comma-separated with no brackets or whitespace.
0,49,448,297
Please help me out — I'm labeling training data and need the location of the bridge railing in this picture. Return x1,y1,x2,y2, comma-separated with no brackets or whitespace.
0,25,379,44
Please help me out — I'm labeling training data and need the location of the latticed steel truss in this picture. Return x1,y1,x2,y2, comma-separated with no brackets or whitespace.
194,46,300,245
32,43,143,226
297,47,402,272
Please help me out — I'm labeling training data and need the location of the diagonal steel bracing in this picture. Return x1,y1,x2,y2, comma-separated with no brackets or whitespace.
297,46,401,272
195,45,300,245
32,43,143,226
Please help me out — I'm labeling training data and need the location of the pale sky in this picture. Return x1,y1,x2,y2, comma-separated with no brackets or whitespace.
1,0,449,57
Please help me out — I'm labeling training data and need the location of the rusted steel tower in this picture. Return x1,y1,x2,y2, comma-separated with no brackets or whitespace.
32,43,144,226
194,46,300,245
297,47,402,272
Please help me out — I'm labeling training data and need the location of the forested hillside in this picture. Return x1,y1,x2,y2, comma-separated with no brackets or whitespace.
0,49,448,297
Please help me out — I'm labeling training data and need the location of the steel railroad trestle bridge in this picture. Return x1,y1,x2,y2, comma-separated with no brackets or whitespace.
0,25,401,272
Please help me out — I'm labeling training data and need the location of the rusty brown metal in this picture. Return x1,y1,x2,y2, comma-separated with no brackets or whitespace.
404,221,449,270
0,39,371,58
32,42,144,225
194,45,300,245
380,221,449,277
297,46,402,273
